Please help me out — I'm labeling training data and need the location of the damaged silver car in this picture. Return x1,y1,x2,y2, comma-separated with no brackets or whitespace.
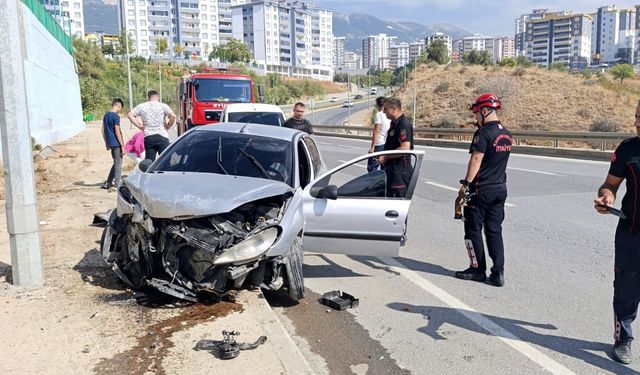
100,123,424,302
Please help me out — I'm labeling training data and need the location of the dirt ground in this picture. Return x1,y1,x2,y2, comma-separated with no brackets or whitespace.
0,125,247,374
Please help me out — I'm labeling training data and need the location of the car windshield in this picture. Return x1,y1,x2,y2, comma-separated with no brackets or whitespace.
227,112,285,126
150,130,294,185
194,78,251,103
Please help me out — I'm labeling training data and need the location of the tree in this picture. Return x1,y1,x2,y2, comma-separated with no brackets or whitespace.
498,57,516,68
155,37,168,57
611,64,635,83
425,40,450,65
115,28,135,56
515,56,533,68
463,50,493,66
549,62,567,72
378,70,393,88
72,36,106,79
174,44,184,59
208,38,251,63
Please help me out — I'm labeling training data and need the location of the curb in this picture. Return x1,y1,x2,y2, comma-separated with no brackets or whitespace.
249,290,315,374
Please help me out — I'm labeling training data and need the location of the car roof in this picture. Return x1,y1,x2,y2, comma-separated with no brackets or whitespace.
223,103,284,113
196,122,300,141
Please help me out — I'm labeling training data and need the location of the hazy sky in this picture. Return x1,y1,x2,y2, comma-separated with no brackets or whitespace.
316,1,640,36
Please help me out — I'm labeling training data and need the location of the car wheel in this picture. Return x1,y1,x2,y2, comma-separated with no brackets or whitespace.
285,235,305,301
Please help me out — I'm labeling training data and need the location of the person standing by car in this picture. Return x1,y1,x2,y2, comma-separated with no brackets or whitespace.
368,96,391,172
594,101,640,365
127,90,176,161
101,98,124,189
455,93,512,288
378,97,414,197
284,102,313,134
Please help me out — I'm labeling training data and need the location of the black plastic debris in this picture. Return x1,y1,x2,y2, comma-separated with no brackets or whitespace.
91,210,112,226
195,330,267,360
320,290,359,310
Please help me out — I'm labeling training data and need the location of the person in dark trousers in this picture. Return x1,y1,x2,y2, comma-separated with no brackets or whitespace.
284,102,313,134
594,101,640,365
127,90,176,161
377,97,414,198
368,96,391,172
455,93,512,287
101,98,124,189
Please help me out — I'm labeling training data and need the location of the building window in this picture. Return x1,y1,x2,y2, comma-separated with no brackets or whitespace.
140,20,146,26
141,30,147,36
202,14,207,20
128,10,134,16
203,33,208,38
74,12,81,18
140,10,146,16
139,0,144,5
73,2,80,9
128,20,135,26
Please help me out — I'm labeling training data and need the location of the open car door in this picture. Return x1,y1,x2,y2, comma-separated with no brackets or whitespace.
302,150,424,257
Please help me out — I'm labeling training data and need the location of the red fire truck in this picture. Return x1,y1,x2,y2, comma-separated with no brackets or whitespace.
177,68,264,135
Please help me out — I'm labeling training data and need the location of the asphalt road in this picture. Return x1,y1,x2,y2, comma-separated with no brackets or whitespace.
272,135,636,375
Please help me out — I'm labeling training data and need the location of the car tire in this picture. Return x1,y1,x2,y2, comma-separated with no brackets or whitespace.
285,235,305,301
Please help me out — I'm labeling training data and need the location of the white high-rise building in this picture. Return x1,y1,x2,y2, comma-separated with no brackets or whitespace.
425,32,452,57
389,42,410,69
409,42,424,62
333,36,346,68
362,33,396,70
44,0,84,37
494,36,515,61
231,0,333,80
592,6,636,65
462,33,496,61
343,51,362,69
119,0,151,57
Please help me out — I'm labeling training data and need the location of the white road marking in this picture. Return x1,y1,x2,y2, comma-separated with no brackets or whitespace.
379,257,576,375
425,181,516,207
338,144,364,150
508,167,561,176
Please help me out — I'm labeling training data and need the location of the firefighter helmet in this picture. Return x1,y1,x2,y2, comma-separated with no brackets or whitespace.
469,93,501,113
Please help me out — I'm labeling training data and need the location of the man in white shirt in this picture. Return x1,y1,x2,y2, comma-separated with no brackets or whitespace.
127,90,176,161
368,96,391,172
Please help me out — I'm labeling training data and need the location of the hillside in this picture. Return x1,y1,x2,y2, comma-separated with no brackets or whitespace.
333,13,470,52
395,64,639,133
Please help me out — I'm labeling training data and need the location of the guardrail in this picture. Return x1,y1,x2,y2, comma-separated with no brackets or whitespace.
313,125,633,161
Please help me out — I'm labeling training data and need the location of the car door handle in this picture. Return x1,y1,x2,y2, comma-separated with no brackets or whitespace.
385,210,399,218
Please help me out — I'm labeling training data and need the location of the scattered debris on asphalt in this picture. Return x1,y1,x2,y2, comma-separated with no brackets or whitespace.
195,330,267,360
320,290,359,310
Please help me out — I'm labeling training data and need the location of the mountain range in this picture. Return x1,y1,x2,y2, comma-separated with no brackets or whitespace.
83,1,471,52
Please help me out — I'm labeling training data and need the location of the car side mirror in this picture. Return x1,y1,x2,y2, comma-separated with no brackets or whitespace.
310,185,338,200
139,159,152,172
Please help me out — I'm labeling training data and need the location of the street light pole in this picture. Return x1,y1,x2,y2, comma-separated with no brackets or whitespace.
412,68,417,125
347,73,351,125
124,28,133,112
0,0,44,287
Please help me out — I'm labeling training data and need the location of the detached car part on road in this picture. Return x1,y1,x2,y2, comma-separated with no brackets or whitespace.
100,123,424,302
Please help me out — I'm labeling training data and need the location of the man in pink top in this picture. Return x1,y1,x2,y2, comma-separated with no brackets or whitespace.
124,131,146,164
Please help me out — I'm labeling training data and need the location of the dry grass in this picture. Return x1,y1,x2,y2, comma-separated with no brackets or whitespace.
396,64,639,132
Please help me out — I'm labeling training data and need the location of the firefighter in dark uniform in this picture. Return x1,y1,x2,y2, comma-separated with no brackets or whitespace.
594,101,640,365
455,93,512,287
377,97,414,198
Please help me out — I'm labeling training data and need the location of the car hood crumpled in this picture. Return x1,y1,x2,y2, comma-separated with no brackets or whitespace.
124,171,292,219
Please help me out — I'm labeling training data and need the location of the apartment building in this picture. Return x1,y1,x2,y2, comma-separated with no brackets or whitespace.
525,12,592,69
43,0,84,37
231,0,333,80
462,33,496,61
591,5,636,65
119,0,151,56
494,36,515,61
343,51,362,69
388,42,410,69
450,39,463,62
425,32,452,57
333,36,346,68
515,9,549,56
409,42,424,62
362,33,397,70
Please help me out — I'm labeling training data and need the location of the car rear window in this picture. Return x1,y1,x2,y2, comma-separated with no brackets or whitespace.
228,112,284,126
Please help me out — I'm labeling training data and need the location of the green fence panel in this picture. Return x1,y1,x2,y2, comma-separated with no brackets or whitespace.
21,0,74,55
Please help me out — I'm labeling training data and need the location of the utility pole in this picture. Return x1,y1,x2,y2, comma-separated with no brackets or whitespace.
412,68,417,126
367,72,371,109
0,0,44,287
158,55,162,102
124,28,133,112
347,73,351,125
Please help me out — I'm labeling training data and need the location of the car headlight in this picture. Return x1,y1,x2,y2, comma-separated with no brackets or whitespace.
214,227,279,265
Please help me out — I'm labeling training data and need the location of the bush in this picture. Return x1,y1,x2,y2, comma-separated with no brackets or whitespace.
434,82,450,93
464,77,476,88
498,57,517,68
513,67,526,77
576,108,590,119
581,69,593,79
549,62,568,72
432,114,459,128
459,66,468,74
590,118,620,132
428,61,439,69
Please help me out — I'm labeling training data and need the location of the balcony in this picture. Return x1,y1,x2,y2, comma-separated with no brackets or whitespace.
180,7,199,14
181,34,201,42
